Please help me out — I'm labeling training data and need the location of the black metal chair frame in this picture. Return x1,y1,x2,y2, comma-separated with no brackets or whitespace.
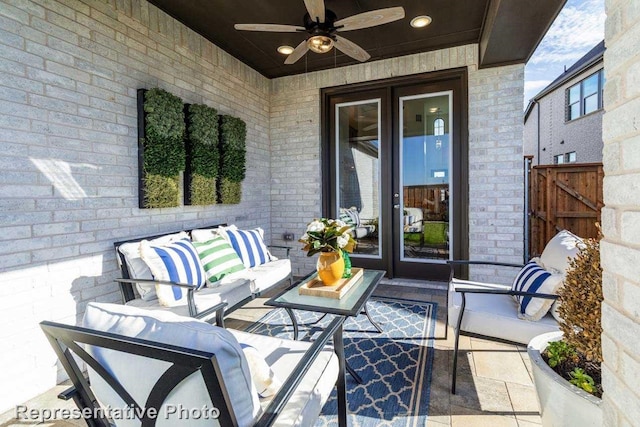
40,316,348,427
447,260,559,394
113,224,294,327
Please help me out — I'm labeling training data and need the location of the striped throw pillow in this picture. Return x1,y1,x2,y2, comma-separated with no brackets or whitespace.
219,227,271,268
511,260,564,321
192,237,246,286
140,239,206,307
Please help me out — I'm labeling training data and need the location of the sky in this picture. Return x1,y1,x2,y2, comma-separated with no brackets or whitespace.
524,0,605,108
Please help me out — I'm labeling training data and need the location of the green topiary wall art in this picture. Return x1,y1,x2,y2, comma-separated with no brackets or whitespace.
218,115,247,204
138,88,185,208
185,103,219,205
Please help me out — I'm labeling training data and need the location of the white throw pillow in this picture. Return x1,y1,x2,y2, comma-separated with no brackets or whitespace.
82,302,260,427
117,231,189,301
191,225,237,243
240,344,282,398
539,230,584,274
511,259,564,321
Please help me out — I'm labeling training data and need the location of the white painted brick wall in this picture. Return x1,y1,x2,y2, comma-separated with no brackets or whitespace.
0,0,271,412
270,48,525,281
602,0,640,425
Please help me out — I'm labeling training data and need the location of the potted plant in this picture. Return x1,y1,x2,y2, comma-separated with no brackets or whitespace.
299,218,356,286
527,235,603,426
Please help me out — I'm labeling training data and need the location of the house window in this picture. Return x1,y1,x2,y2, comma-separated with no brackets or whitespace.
567,69,604,121
433,118,445,136
554,154,565,165
566,152,576,163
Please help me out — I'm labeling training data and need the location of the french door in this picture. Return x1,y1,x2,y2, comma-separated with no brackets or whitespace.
322,71,467,280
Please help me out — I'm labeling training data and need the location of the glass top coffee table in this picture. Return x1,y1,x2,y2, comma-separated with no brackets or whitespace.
265,268,386,383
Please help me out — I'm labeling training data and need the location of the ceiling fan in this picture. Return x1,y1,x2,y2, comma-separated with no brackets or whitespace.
234,0,405,64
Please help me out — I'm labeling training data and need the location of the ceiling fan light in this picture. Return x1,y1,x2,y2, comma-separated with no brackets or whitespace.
277,45,295,55
410,15,432,28
307,35,334,53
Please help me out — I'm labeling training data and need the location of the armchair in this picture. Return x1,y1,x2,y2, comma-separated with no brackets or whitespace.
41,302,347,427
447,230,583,394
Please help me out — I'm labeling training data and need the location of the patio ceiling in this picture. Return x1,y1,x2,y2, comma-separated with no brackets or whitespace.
147,0,567,79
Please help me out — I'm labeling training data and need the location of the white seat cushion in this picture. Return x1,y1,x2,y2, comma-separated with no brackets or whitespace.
126,277,251,317
448,279,560,345
229,329,339,427
246,258,292,293
82,302,260,427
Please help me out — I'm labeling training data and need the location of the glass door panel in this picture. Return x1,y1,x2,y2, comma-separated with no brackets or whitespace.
399,92,451,262
336,100,381,258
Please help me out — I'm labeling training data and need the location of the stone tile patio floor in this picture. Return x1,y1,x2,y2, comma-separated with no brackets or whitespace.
0,279,541,427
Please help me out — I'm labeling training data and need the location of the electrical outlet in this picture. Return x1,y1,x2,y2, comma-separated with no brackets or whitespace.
283,232,294,241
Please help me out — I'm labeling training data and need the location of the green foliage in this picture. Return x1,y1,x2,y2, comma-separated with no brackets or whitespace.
187,104,219,178
141,88,184,208
219,178,242,204
144,174,180,208
545,340,576,368
190,174,216,205
558,235,603,363
219,115,246,182
569,368,595,394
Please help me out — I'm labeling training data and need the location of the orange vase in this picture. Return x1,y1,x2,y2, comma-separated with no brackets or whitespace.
316,252,345,286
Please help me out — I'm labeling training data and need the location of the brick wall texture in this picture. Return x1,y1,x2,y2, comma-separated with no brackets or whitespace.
0,0,525,412
601,0,640,424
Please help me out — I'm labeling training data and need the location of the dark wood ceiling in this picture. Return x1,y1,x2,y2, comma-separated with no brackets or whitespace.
147,0,566,79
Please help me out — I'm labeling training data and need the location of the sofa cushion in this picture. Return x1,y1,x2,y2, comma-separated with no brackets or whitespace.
117,231,189,301
140,239,206,307
511,259,564,321
539,230,583,274
191,225,237,243
125,276,252,317
247,258,292,294
82,302,260,427
229,329,338,427
192,237,246,285
218,227,272,268
448,279,560,344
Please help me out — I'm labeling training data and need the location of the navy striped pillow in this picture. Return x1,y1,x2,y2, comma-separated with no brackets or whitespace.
511,260,563,321
220,228,271,268
140,239,206,307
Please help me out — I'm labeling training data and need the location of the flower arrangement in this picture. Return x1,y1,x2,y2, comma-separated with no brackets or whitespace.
300,218,356,257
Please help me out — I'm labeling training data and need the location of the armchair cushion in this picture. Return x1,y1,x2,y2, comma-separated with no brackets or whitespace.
511,259,564,321
140,238,206,306
82,302,260,427
192,237,246,285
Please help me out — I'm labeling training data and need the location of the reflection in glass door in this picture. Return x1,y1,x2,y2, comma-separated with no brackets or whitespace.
399,92,452,262
336,100,381,258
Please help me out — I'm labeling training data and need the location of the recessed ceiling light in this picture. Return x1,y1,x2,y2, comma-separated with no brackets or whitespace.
277,45,294,55
410,15,432,28
429,107,438,113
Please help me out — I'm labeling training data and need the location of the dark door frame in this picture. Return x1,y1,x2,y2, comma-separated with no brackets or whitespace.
321,68,469,280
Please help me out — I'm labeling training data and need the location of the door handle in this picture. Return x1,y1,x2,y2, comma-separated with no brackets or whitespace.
393,204,400,209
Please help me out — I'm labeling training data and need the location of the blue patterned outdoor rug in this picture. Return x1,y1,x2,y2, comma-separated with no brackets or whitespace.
244,297,436,426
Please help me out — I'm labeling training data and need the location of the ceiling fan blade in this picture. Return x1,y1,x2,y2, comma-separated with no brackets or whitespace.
234,23,304,32
304,0,325,23
334,7,405,31
334,35,370,62
284,40,309,64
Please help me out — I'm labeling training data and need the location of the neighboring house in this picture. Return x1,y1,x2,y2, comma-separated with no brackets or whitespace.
524,41,605,166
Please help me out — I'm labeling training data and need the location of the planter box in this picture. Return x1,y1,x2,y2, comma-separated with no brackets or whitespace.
528,332,603,427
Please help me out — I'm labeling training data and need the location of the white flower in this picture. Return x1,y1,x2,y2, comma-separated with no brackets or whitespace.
307,220,325,233
334,219,346,227
337,235,349,248
300,233,309,242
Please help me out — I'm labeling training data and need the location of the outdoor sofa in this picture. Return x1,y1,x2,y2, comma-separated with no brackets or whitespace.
114,224,293,325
